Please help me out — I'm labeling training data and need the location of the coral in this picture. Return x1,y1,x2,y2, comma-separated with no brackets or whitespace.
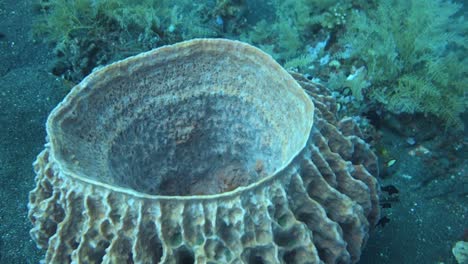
29,39,379,263
336,0,467,128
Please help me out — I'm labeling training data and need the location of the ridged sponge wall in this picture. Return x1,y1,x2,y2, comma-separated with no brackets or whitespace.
28,39,379,264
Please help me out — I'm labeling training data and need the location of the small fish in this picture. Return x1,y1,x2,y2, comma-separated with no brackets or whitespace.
381,185,399,195
376,216,390,228
387,159,396,167
215,15,224,26
406,137,416,145
381,202,392,209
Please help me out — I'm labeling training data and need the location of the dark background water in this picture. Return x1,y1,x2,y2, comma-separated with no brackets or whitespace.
0,0,466,263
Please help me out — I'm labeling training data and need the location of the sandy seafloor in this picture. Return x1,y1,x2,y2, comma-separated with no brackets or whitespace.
0,0,466,263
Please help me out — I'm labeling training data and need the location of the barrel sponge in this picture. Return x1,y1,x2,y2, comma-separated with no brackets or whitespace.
28,39,380,264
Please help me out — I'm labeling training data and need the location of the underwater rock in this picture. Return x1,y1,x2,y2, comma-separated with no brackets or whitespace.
28,39,379,264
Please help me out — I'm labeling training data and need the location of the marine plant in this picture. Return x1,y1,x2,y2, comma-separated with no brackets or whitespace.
33,0,220,81
240,0,358,62
33,0,466,130
33,0,373,81
335,0,467,129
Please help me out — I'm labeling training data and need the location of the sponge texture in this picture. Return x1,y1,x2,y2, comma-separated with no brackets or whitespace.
28,39,379,264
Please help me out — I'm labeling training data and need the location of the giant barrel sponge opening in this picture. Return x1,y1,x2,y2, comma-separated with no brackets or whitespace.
29,39,380,264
